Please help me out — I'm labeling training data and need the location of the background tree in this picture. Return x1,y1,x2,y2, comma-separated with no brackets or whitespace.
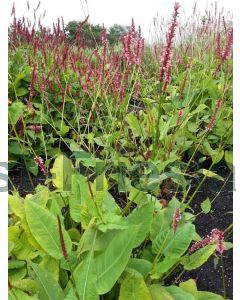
107,24,129,45
65,20,129,46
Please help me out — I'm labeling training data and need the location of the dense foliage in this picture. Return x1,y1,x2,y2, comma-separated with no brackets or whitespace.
8,2,233,299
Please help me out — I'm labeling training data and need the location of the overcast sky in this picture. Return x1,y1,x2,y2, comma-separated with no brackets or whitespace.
9,0,233,40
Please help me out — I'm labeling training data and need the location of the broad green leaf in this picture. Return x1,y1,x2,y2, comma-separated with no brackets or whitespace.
127,258,152,277
10,279,38,294
9,267,27,282
74,230,99,300
25,201,72,259
152,223,195,258
189,104,207,116
12,233,38,260
39,256,59,282
68,228,81,242
151,256,179,279
51,154,74,191
194,291,224,300
179,279,197,294
163,286,195,300
29,186,50,207
225,151,233,170
9,141,27,155
126,112,142,136
149,284,174,300
8,195,25,219
211,150,224,165
163,197,180,225
16,87,29,96
95,226,139,295
182,244,216,270
8,102,25,125
21,216,43,250
8,260,26,269
8,288,33,300
9,241,15,256
201,198,211,214
198,169,224,181
29,262,65,300
224,242,233,250
70,174,91,222
150,210,168,240
102,192,120,214
119,272,152,300
24,155,39,176
93,173,108,207
125,202,154,247
8,225,21,242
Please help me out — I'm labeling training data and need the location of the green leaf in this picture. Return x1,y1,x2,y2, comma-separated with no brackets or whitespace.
194,291,224,300
70,174,87,222
126,112,142,136
201,198,211,214
211,150,224,165
179,279,197,294
8,102,25,125
224,242,233,250
189,104,207,116
50,154,74,191
150,210,168,240
182,244,216,270
8,195,25,219
9,141,27,155
8,260,26,269
127,258,152,277
149,284,174,300
8,289,33,300
39,256,59,282
163,286,195,300
25,158,39,176
25,201,72,259
12,233,38,260
95,226,139,295
10,279,38,294
152,223,195,258
29,262,65,300
125,202,154,247
93,173,108,207
151,256,179,279
198,169,224,181
225,151,233,170
16,87,29,96
119,272,152,300
74,230,99,300
9,267,27,282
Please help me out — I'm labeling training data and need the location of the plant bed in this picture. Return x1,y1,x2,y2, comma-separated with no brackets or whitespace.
8,1,233,299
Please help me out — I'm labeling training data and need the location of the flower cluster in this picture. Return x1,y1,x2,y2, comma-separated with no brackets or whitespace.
176,109,183,126
190,228,225,254
214,26,233,77
172,208,181,233
159,2,180,92
207,99,223,131
120,19,145,66
34,156,48,176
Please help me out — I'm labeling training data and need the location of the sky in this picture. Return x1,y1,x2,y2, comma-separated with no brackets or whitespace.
9,0,234,40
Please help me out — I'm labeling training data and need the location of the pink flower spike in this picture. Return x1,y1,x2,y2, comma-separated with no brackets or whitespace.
172,208,181,233
190,228,225,254
34,156,48,176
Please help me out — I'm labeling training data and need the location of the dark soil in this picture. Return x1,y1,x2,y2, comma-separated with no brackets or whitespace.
189,162,233,299
165,162,233,299
8,159,233,298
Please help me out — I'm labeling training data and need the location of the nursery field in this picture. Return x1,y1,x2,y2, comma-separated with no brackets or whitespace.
8,2,233,300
